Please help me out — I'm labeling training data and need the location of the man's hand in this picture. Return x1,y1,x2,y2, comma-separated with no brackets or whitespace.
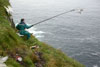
31,25,34,27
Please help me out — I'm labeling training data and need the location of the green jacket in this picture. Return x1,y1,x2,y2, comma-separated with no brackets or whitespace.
16,22,32,35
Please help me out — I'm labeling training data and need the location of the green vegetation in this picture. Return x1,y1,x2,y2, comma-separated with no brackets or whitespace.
0,0,84,67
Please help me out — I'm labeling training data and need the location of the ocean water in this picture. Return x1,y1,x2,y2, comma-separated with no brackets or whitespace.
10,0,100,67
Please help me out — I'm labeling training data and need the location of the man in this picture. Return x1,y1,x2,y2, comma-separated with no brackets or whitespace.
16,18,33,39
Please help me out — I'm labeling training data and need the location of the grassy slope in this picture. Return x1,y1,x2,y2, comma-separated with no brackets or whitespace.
0,0,84,67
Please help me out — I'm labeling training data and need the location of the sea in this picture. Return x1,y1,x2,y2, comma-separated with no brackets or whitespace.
10,0,100,67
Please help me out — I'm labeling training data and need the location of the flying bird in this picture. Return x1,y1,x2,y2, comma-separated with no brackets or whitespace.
77,9,84,14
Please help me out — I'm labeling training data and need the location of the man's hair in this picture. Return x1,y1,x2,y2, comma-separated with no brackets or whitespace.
21,18,24,22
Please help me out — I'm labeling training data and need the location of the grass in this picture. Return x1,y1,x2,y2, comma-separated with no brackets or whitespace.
5,58,22,67
0,0,85,67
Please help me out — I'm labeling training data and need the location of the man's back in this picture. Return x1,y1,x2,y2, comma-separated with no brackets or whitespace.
16,23,26,30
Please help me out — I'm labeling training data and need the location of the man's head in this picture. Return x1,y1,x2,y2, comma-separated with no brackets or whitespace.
21,18,24,22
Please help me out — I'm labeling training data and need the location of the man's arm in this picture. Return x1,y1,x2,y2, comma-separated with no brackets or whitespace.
25,24,33,29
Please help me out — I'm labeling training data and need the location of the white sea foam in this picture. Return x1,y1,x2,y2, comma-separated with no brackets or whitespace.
91,52,100,56
26,27,45,34
26,27,45,38
70,52,88,57
91,53,98,56
93,65,98,67
36,35,44,38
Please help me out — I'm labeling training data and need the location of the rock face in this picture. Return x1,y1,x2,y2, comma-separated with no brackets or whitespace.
4,4,15,28
0,56,8,67
0,64,6,67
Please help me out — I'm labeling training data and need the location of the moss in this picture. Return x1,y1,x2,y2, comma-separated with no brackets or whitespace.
23,56,35,67
0,0,10,17
5,58,22,67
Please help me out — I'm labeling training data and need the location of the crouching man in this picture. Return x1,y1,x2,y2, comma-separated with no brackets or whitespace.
16,18,33,39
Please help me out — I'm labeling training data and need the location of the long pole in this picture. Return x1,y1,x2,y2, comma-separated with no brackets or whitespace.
32,9,76,26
